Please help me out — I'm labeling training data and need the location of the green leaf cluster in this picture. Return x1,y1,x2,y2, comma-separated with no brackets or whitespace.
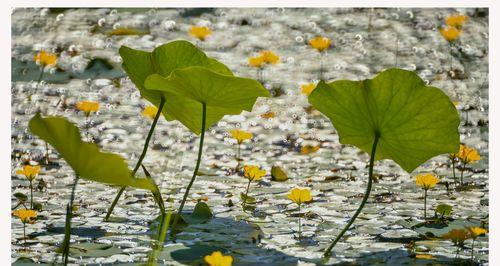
120,40,270,134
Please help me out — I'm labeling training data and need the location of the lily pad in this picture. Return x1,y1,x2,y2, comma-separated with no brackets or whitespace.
28,113,159,192
435,204,453,216
157,243,227,264
271,165,289,181
308,68,460,172
145,66,270,134
180,201,213,224
13,192,28,202
68,242,122,258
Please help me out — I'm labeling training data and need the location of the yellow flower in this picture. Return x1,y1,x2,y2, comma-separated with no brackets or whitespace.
300,144,320,155
189,26,212,41
259,50,280,64
12,209,37,224
76,101,99,117
309,36,331,52
445,14,468,29
458,145,480,164
243,165,266,181
34,50,57,67
16,165,41,182
230,130,253,144
248,56,265,68
439,26,461,42
204,251,233,266
442,229,471,246
415,173,439,190
468,226,487,238
260,111,276,119
300,83,316,96
287,188,312,205
415,254,435,260
142,106,158,120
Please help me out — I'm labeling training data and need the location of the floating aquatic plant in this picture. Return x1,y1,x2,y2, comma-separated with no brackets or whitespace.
467,226,487,262
287,188,312,239
28,113,164,264
308,68,460,256
457,145,480,186
12,209,37,245
247,50,279,83
241,165,266,210
309,36,331,79
16,165,40,209
442,228,471,258
415,173,439,220
229,129,253,170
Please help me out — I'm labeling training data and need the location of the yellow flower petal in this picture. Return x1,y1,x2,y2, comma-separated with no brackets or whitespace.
204,251,233,266
300,144,320,155
76,101,100,117
16,165,41,181
445,14,468,29
248,56,265,68
415,254,435,260
142,106,158,120
458,145,480,164
309,36,331,52
230,130,253,144
300,83,316,96
439,26,461,42
468,226,487,238
259,50,280,64
12,209,37,223
260,111,276,119
415,173,439,190
287,188,312,205
243,165,266,181
189,26,212,41
34,50,57,67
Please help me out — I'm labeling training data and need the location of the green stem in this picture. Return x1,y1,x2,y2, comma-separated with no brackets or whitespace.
424,189,427,220
242,179,252,210
319,53,324,80
449,43,453,72
104,97,166,221
471,238,475,263
23,223,26,245
170,103,206,236
62,176,79,265
29,180,33,210
45,141,50,165
451,158,457,185
460,162,467,186
235,143,241,171
298,204,302,240
324,133,380,257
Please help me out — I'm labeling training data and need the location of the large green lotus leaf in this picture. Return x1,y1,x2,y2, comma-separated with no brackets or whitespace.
144,67,270,134
119,40,234,134
308,68,460,172
28,113,158,191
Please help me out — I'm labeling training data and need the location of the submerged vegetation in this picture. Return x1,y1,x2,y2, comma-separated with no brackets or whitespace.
11,8,488,265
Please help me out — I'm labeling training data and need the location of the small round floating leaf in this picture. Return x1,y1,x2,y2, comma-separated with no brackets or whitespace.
271,166,289,182
28,113,159,192
308,68,460,172
180,202,213,224
145,67,270,134
436,204,453,216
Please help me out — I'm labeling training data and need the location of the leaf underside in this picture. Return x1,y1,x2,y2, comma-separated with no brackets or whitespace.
120,40,270,134
28,113,158,191
308,68,460,172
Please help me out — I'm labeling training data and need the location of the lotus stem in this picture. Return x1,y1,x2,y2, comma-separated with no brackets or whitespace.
62,176,79,265
242,179,252,210
324,133,380,257
170,102,206,236
104,97,166,221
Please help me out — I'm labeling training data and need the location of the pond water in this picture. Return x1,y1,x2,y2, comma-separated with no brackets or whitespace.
11,8,489,265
